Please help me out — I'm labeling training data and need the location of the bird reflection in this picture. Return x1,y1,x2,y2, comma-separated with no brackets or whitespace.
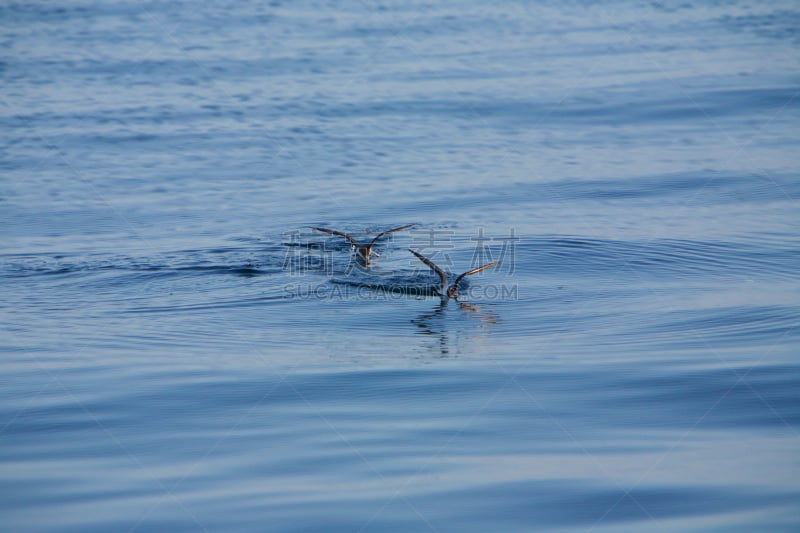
412,303,449,354
411,302,499,356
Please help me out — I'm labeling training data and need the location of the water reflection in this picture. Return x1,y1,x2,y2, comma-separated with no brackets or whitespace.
411,302,500,356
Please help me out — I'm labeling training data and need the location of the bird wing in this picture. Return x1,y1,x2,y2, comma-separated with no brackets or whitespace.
368,223,416,247
453,261,500,289
409,248,448,294
312,227,360,247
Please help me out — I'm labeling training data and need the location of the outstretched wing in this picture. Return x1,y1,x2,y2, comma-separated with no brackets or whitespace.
312,227,360,247
453,261,500,289
368,223,416,247
409,248,448,294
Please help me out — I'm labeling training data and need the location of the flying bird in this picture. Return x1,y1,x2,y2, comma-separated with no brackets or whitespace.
313,224,416,264
409,249,500,302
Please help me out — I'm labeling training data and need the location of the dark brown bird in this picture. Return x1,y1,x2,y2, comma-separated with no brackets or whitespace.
409,249,500,302
313,224,416,264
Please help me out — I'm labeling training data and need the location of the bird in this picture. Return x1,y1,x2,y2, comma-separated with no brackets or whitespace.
312,224,416,264
409,249,500,303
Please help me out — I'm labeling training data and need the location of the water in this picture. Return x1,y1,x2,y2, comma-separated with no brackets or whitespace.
2,1,799,531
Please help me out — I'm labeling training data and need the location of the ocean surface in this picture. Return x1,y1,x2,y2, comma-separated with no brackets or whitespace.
2,1,799,531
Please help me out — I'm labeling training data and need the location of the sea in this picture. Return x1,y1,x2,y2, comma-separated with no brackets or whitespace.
1,1,799,531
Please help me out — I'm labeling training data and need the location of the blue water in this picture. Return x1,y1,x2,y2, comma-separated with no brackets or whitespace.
2,1,799,531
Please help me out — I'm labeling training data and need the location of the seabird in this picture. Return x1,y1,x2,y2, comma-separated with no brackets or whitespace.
409,249,500,303
313,224,416,264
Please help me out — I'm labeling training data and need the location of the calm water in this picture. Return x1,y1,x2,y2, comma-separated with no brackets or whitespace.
2,1,799,531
